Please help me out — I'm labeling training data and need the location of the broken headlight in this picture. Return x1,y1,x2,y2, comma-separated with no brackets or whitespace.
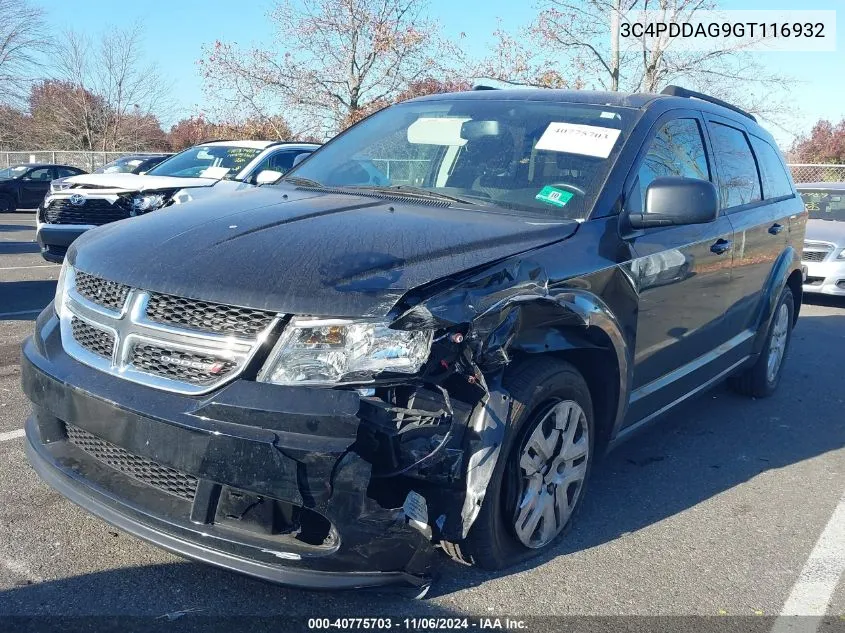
129,192,167,214
258,317,433,385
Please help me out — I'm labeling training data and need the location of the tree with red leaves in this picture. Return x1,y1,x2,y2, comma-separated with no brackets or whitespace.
167,115,296,151
791,120,845,164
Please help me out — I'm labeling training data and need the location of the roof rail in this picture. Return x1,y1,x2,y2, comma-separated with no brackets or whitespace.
471,77,538,91
660,85,756,122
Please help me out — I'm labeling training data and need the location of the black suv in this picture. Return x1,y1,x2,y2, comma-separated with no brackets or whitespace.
21,86,805,592
0,163,86,211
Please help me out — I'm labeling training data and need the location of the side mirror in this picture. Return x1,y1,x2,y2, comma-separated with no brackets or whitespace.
255,169,283,186
628,177,719,229
291,152,310,168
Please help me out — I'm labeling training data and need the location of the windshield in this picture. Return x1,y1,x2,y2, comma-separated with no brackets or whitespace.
147,145,262,180
0,165,29,179
286,99,637,219
95,157,147,175
801,190,845,221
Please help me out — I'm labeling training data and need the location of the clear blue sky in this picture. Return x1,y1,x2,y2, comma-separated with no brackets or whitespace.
39,0,844,148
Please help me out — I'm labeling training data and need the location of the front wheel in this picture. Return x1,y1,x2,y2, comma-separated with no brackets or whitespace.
443,358,594,569
729,286,794,398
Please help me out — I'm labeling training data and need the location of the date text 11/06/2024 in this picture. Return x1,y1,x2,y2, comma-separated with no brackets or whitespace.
307,618,529,630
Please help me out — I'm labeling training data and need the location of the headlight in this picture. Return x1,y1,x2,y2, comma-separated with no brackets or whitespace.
50,182,71,193
130,193,166,214
258,317,432,385
837,248,845,260
54,261,71,318
171,189,193,205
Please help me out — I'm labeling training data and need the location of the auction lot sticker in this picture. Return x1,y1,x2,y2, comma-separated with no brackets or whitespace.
536,122,622,158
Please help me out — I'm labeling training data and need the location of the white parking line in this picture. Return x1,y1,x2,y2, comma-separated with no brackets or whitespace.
0,429,25,442
771,489,845,632
0,265,57,271
0,309,42,318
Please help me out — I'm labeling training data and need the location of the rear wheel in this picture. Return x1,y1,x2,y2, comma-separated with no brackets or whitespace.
729,286,794,398
0,194,15,212
443,358,594,569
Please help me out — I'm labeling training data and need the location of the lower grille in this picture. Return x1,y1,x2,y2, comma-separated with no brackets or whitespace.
65,423,198,501
805,276,825,286
803,251,829,263
130,343,237,386
71,317,114,359
44,198,130,225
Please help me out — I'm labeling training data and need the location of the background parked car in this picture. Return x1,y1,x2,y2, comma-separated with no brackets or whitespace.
50,154,171,194
35,140,319,262
0,163,86,212
798,182,845,297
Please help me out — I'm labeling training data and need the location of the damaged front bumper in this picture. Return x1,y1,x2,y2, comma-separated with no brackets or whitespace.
20,309,490,590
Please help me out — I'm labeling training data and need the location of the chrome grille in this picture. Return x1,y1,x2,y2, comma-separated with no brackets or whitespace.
74,271,130,312
803,251,828,262
131,343,237,386
145,292,275,337
70,317,114,359
59,267,280,395
66,423,198,501
43,198,131,225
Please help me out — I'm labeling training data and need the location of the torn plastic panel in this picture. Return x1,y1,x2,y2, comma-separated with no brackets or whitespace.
376,248,636,538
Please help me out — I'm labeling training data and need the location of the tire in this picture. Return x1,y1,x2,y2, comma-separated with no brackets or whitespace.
729,286,794,398
444,357,594,570
0,194,15,213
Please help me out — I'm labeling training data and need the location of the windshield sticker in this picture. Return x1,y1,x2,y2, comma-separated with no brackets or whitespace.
536,122,621,158
200,166,231,179
535,186,574,208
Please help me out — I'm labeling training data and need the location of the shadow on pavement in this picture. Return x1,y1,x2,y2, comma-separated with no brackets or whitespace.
0,314,842,614
0,225,33,232
0,280,55,320
802,293,845,309
0,242,39,256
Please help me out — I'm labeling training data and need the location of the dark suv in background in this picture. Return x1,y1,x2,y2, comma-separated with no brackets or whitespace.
22,85,805,592
0,163,86,212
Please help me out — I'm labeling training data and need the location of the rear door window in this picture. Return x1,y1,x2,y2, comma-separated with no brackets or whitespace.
629,118,710,212
708,123,762,209
750,137,794,199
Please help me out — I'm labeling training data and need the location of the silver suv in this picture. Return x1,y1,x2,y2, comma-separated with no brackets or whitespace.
798,183,845,296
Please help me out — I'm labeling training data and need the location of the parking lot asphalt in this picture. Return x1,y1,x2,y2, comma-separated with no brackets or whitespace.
0,211,843,625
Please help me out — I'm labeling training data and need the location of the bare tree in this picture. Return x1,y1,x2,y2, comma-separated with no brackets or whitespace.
50,26,173,151
0,0,47,108
531,0,797,126
200,0,451,138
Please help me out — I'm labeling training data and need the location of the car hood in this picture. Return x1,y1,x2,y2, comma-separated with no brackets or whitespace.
70,187,579,317
806,219,845,246
63,172,219,192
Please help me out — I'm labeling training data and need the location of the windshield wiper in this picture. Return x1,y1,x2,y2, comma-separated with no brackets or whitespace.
351,184,480,205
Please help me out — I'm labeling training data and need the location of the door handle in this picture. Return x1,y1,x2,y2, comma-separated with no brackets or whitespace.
768,223,784,235
710,239,732,255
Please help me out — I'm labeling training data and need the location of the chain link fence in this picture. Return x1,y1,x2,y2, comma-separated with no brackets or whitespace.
0,150,167,172
3,151,845,185
788,164,845,184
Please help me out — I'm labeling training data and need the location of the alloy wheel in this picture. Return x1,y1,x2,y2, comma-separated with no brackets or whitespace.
766,303,790,383
513,400,589,549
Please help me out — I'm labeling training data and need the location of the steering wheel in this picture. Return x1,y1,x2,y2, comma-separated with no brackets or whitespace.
547,182,587,197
